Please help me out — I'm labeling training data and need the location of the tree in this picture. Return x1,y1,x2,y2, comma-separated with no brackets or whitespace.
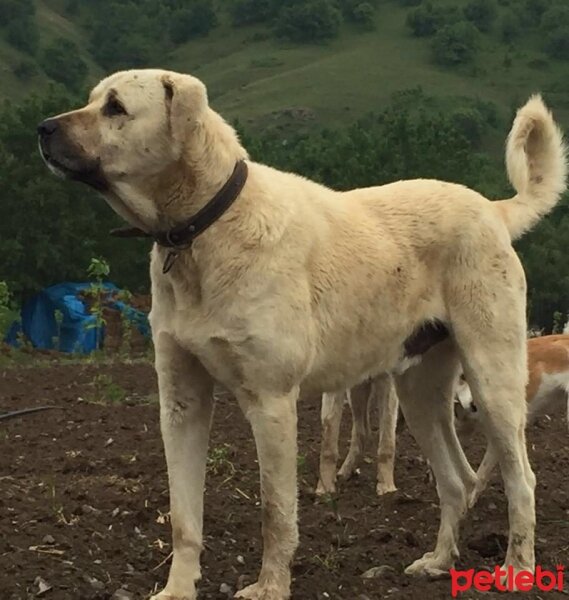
275,0,343,43
500,12,520,43
541,6,569,60
464,0,497,32
229,0,273,26
406,4,460,37
40,39,88,92
0,89,150,299
170,1,218,44
4,17,39,55
432,21,479,66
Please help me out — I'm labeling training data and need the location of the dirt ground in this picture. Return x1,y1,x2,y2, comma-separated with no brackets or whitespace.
1,360,568,600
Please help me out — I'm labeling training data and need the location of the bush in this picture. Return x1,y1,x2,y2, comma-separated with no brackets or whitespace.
545,27,569,60
230,0,272,26
170,1,218,43
500,12,520,43
464,0,497,32
432,21,479,66
275,0,342,43
352,2,375,29
13,59,37,81
541,6,569,60
4,17,39,55
0,0,35,25
40,39,88,92
406,4,460,37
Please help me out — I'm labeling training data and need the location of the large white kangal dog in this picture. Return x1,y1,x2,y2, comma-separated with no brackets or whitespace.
38,69,566,600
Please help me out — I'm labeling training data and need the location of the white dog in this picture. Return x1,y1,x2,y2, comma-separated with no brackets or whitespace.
455,333,569,504
316,374,399,497
38,69,566,599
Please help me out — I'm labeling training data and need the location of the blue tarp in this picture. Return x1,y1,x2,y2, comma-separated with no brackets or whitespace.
5,282,150,354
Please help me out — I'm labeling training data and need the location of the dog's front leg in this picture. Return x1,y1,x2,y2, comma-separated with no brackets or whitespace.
235,389,299,600
151,333,214,600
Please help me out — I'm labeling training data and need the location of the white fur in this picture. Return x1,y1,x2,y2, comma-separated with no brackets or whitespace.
41,71,567,599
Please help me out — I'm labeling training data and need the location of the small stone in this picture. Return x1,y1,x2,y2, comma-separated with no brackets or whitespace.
236,555,245,565
112,589,134,600
488,502,497,511
35,577,52,596
219,582,233,595
361,565,395,579
111,507,120,518
42,535,55,545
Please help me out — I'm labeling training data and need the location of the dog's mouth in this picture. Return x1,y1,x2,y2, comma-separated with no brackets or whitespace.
39,139,108,191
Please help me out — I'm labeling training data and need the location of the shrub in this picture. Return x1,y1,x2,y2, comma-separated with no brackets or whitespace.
229,0,273,26
4,17,39,55
275,0,342,43
464,0,497,32
432,21,479,66
40,39,88,92
170,2,218,43
406,4,460,37
500,12,520,43
545,27,569,60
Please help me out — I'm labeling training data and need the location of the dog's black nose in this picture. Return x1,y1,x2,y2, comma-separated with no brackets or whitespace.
37,119,59,136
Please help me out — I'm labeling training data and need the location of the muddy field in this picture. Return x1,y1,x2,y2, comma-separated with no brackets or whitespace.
1,360,568,600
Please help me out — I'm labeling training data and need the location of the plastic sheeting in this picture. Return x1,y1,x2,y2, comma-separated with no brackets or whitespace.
4,282,150,354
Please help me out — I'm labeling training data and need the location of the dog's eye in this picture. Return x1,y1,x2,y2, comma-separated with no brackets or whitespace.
103,97,127,117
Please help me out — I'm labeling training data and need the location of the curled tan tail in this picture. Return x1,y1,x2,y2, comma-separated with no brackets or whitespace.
494,95,567,241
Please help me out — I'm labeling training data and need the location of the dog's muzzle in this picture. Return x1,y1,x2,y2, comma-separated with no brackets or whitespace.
37,118,108,191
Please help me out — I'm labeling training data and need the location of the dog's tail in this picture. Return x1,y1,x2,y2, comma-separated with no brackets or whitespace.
494,95,567,241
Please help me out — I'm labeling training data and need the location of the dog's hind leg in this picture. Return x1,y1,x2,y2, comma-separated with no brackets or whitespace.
338,381,372,480
316,390,346,495
150,333,215,600
451,253,536,577
375,374,398,496
395,339,477,577
235,388,299,600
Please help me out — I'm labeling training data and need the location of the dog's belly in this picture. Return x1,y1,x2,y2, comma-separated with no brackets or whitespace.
302,319,449,395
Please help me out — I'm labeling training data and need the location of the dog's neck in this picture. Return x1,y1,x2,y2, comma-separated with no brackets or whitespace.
154,109,249,230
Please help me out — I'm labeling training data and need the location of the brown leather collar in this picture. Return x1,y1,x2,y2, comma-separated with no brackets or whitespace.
111,160,248,273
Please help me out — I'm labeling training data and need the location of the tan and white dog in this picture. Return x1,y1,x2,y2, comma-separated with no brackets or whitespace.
316,374,399,497
38,69,566,600
455,334,569,504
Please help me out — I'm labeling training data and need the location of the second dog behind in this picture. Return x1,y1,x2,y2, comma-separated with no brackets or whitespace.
317,373,399,497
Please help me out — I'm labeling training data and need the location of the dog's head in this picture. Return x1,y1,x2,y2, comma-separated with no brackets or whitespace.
453,372,480,434
38,69,245,229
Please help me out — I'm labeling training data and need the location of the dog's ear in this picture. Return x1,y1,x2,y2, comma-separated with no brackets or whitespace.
161,73,208,150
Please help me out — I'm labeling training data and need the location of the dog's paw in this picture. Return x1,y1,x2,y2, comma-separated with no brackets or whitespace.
405,551,454,578
315,479,336,496
149,587,196,600
234,581,290,600
376,482,397,496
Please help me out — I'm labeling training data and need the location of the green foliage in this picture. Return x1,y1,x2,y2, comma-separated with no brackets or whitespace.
170,1,218,44
13,59,38,82
406,3,460,37
229,0,273,26
4,17,39,55
0,89,150,300
40,39,88,93
0,281,19,340
432,21,479,66
542,6,569,60
0,0,35,24
464,0,497,32
343,1,376,28
275,0,343,43
85,257,110,350
500,11,521,43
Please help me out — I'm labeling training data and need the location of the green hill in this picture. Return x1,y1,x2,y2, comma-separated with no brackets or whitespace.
1,0,568,136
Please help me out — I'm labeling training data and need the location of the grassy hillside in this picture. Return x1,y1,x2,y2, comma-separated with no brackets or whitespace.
1,0,568,139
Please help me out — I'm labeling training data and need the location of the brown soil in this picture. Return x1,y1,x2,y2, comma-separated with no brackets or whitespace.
1,361,567,600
